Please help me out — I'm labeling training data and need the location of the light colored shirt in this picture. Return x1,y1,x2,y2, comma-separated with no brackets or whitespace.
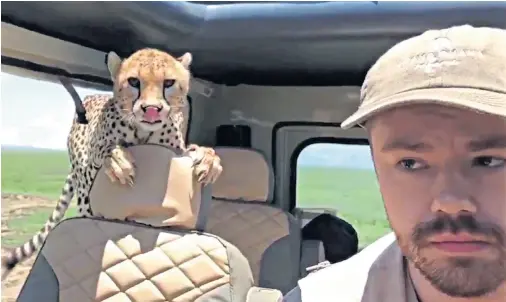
287,232,420,302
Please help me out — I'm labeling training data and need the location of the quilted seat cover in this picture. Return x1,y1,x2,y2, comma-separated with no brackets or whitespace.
17,217,254,302
207,147,301,294
207,200,290,284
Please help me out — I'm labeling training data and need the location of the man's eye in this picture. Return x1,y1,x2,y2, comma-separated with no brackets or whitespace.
473,156,505,168
397,159,426,171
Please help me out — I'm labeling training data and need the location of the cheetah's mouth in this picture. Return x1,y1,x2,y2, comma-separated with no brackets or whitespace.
141,120,162,125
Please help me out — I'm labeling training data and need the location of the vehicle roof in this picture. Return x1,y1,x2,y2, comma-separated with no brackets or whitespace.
2,1,506,86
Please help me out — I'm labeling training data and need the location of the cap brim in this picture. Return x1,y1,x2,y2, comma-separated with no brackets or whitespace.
340,87,506,129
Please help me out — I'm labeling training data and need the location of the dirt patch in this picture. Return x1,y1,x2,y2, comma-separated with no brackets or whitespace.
1,193,55,302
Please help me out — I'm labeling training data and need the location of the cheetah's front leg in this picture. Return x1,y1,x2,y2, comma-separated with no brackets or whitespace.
186,144,223,186
104,145,136,187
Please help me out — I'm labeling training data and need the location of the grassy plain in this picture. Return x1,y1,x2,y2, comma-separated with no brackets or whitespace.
1,150,390,247
1,150,77,246
296,167,390,245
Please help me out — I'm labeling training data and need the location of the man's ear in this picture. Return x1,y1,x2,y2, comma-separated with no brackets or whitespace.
177,52,192,70
106,51,123,81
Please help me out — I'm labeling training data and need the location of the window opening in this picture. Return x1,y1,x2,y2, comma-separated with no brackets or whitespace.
296,142,390,246
1,72,111,247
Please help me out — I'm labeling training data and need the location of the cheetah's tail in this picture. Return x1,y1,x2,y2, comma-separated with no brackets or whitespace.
1,174,75,282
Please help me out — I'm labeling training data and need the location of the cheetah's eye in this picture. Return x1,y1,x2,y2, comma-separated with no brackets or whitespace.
163,79,175,88
127,77,140,88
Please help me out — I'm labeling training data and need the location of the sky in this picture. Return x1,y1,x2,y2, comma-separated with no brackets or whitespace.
1,72,110,150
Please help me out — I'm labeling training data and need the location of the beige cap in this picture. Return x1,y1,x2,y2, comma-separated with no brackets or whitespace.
341,25,506,129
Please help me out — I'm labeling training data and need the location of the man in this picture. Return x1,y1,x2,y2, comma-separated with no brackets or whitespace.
284,25,506,302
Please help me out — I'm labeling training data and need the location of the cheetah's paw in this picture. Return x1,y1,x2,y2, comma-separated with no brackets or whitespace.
186,144,223,186
104,146,136,187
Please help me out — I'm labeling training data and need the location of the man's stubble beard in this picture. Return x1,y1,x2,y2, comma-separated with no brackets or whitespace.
397,215,506,298
403,240,506,297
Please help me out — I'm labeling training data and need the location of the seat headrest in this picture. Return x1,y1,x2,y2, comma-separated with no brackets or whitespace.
89,145,211,230
212,147,273,202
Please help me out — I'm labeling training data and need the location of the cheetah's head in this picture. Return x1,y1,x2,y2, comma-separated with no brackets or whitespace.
106,48,192,132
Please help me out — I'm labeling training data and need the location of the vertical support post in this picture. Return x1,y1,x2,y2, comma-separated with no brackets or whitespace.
59,76,88,124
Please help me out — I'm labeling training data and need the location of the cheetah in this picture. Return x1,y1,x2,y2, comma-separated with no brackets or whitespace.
1,48,223,280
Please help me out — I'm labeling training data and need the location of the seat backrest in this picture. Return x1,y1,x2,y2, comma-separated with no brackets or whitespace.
17,145,259,301
17,218,255,302
89,145,210,230
207,147,301,294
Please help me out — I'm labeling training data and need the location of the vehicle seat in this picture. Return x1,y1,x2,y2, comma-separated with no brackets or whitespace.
206,147,324,294
17,145,282,302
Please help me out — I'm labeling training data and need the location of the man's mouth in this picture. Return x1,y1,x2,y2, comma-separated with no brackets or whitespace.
427,233,493,253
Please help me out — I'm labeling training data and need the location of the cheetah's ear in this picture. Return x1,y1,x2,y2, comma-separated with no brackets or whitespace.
106,51,123,81
177,52,192,70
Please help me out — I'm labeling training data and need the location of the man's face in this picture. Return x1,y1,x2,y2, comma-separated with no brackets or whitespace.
368,104,506,298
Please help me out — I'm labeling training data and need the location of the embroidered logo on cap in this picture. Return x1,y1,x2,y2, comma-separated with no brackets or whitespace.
411,36,482,76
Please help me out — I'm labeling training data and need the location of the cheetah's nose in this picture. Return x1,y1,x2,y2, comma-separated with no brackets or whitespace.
141,105,163,122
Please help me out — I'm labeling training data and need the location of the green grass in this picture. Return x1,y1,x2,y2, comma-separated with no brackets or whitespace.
297,167,390,246
1,150,71,199
1,150,390,248
1,150,78,246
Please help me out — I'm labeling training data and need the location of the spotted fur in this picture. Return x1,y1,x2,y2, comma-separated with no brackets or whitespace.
1,48,222,280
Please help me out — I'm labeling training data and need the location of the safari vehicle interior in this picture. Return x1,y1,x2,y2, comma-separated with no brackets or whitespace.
2,1,506,301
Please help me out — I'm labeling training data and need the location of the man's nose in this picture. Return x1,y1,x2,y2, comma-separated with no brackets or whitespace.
430,170,477,215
